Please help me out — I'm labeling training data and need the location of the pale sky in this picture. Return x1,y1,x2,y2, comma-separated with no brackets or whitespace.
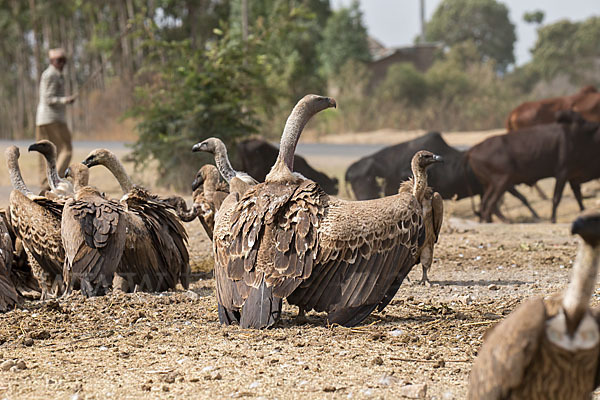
331,0,600,66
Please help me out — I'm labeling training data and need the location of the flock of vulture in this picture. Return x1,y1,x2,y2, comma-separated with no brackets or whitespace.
1,94,600,398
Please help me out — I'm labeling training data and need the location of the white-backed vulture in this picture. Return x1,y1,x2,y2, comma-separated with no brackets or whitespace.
192,138,258,188
6,146,65,299
191,137,260,324
61,164,126,296
28,140,74,197
165,164,229,239
0,216,20,311
81,150,190,292
399,179,444,284
468,211,600,399
215,95,441,329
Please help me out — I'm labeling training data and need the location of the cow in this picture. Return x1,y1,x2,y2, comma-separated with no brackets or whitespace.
344,131,540,221
466,111,600,223
235,138,339,195
506,85,598,131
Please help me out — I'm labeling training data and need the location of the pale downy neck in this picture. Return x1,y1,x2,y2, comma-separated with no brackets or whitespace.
102,153,134,193
6,148,33,196
562,240,600,336
213,141,236,183
277,101,315,171
411,162,428,203
41,153,62,192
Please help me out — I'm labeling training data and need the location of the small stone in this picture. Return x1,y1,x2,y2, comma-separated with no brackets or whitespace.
323,386,336,392
9,365,18,372
378,374,399,387
23,337,34,346
389,329,404,337
1,360,15,371
185,290,199,300
15,360,27,370
433,360,445,368
249,381,260,389
162,385,169,392
141,384,151,392
210,372,222,380
372,356,384,366
398,383,427,399
189,377,199,383
487,284,499,291
202,366,215,373
71,393,80,400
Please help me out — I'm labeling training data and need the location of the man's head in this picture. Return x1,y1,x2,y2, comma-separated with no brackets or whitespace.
49,48,67,71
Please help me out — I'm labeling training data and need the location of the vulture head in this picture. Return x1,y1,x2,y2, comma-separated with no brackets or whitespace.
412,150,443,171
81,148,112,168
64,163,90,189
572,211,600,246
28,140,57,161
192,164,220,192
192,138,224,155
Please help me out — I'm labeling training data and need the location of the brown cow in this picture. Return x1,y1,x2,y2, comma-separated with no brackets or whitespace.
467,112,600,223
506,86,597,131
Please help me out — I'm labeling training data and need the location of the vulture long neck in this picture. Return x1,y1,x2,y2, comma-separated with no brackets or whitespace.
213,141,236,183
6,148,33,196
411,161,428,203
562,239,600,336
102,153,134,193
42,152,63,192
277,101,316,172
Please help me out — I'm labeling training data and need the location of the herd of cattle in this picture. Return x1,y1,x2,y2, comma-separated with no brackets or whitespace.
234,86,600,223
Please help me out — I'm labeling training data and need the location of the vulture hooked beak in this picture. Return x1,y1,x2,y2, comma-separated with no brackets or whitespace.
81,155,97,167
192,142,207,153
433,154,444,163
192,174,204,191
64,167,72,179
28,143,43,153
328,98,337,109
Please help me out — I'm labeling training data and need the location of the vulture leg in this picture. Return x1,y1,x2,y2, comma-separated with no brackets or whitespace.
295,306,308,324
419,246,433,286
217,304,241,325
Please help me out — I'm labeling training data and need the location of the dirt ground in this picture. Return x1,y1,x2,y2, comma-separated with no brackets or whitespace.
1,136,600,399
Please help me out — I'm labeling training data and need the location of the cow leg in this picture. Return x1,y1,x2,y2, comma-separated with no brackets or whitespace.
569,181,585,211
532,183,548,200
507,187,540,220
484,179,510,223
481,185,502,223
551,175,569,223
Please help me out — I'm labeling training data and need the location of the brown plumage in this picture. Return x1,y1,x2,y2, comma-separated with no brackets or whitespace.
166,164,229,239
399,177,444,284
213,95,440,329
0,216,20,311
28,140,74,198
61,164,126,296
81,149,190,292
192,137,259,324
5,146,66,299
468,210,600,399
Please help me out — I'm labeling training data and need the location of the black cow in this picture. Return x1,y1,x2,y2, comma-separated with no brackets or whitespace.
345,132,482,200
345,131,540,220
235,138,339,195
466,111,600,222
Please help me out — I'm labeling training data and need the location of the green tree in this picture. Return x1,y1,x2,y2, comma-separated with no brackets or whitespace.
523,10,544,25
317,0,371,80
380,63,428,106
128,30,268,190
530,17,600,83
425,0,516,72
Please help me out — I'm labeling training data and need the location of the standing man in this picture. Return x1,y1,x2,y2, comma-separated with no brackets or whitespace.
35,47,76,190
